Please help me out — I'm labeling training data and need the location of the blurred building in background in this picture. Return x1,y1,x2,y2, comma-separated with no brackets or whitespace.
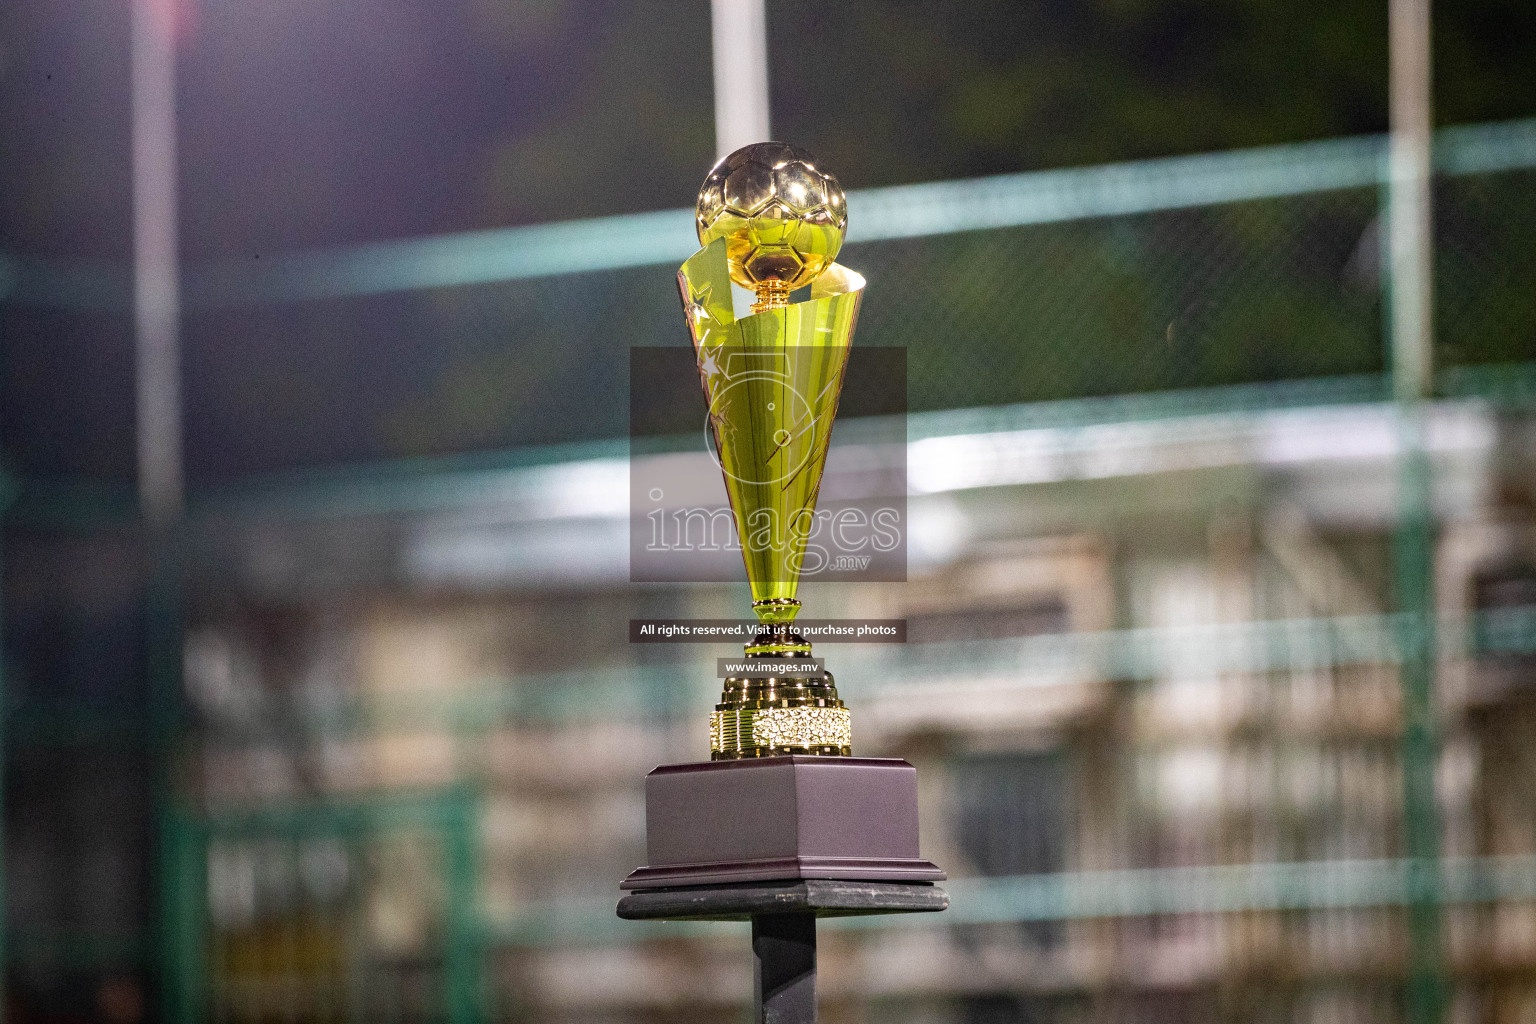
3,2,1536,1023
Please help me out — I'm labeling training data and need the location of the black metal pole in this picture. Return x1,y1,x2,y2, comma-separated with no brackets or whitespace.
752,912,817,1024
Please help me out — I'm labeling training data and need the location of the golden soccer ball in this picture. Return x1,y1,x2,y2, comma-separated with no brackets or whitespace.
695,142,848,300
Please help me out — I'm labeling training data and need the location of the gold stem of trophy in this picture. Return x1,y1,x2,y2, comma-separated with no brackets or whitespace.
749,280,792,314
684,142,860,761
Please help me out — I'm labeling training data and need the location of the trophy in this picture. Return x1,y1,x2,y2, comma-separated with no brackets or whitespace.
682,142,861,760
621,153,943,1024
621,142,942,894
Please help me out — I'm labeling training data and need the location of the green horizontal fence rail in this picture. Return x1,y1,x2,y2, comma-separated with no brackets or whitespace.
484,855,1536,948
151,359,1531,525
2,119,1534,312
172,607,1536,738
0,360,1527,532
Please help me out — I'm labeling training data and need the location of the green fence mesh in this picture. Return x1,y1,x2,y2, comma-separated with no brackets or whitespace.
6,121,1536,1024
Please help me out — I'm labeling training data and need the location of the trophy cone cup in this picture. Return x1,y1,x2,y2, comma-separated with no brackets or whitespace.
680,144,864,759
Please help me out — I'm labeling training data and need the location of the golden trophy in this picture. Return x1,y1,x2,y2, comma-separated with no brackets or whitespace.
680,142,863,760
620,149,944,988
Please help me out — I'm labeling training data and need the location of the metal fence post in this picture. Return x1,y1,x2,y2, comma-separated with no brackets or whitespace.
1388,0,1445,1021
1395,409,1445,1024
160,807,206,1024
0,470,11,1024
442,789,482,1024
148,531,196,1024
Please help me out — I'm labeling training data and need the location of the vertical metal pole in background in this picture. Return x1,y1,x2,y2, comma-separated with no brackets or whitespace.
442,790,483,1024
161,808,206,1024
753,914,817,1024
134,2,191,1020
1389,0,1434,406
0,476,9,1024
132,0,183,529
1388,0,1444,1022
710,0,771,160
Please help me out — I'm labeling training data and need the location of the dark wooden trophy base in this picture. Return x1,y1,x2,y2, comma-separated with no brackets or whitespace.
618,756,947,1023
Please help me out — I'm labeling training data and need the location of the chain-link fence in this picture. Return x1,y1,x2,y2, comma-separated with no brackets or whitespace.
5,123,1534,481
5,120,1536,1024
